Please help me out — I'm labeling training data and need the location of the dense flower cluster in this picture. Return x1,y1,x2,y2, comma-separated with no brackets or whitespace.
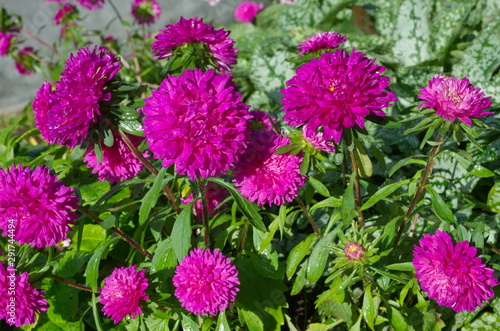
282,49,396,142
233,129,306,206
302,126,335,153
152,17,237,73
0,164,79,248
234,2,264,23
14,46,35,75
33,45,121,147
131,0,161,25
418,74,493,125
173,248,239,316
143,68,251,180
53,4,77,25
76,0,104,11
297,31,347,55
413,230,499,312
99,265,149,324
83,134,148,184
0,263,49,327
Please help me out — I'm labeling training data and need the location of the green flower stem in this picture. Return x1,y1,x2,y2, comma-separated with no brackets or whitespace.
117,128,180,214
197,177,211,248
347,149,365,228
486,243,500,256
295,197,322,238
77,205,154,260
21,28,59,56
48,274,94,292
393,132,445,250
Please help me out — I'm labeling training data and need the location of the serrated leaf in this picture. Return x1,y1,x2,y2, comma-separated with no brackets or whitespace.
171,206,192,262
360,179,410,211
139,167,167,225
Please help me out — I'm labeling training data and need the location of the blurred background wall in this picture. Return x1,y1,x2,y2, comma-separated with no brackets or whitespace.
0,0,246,115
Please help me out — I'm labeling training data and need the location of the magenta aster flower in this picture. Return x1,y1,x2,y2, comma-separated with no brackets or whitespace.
47,45,121,147
303,126,335,153
76,0,104,10
83,133,147,184
297,31,347,55
99,265,149,324
152,17,237,73
281,49,397,142
0,164,79,248
173,248,239,316
14,46,35,75
53,4,77,25
234,1,264,23
233,129,306,206
181,183,229,223
0,31,14,57
32,81,54,142
344,242,365,261
0,263,49,327
413,230,499,312
131,0,161,25
418,74,493,125
143,68,251,180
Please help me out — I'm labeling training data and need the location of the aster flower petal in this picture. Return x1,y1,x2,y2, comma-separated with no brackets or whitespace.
281,48,397,142
412,230,499,312
234,2,264,23
143,68,251,180
173,248,239,316
152,17,237,73
418,74,493,125
99,265,149,324
131,0,161,25
33,81,54,142
0,164,79,248
297,31,347,55
76,0,104,10
0,263,49,327
0,31,15,57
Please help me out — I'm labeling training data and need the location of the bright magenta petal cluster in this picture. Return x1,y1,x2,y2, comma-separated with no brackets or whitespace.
0,164,79,248
99,265,149,324
413,230,499,312
0,263,49,327
53,4,77,25
344,242,365,261
303,126,335,153
143,68,251,180
76,0,104,10
418,74,493,125
234,1,264,23
233,130,306,206
32,81,54,142
173,248,239,316
131,0,161,25
83,134,147,184
297,31,347,55
15,46,35,75
0,31,14,57
45,45,121,147
281,49,397,142
152,17,237,73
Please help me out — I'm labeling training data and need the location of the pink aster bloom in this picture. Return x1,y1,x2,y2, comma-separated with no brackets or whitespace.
297,31,347,55
143,68,251,180
173,248,239,316
281,49,397,142
418,74,493,125
53,4,77,25
152,17,237,73
233,129,306,206
83,133,147,184
413,230,499,312
234,1,264,23
181,183,229,223
99,265,149,324
250,109,274,131
0,164,79,248
76,0,104,11
47,45,121,147
0,31,14,57
0,263,49,327
303,126,335,153
344,242,365,261
33,81,54,142
14,46,35,75
131,0,161,25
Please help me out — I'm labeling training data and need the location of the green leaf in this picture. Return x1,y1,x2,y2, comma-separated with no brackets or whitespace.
286,234,316,280
362,283,376,331
385,262,415,271
487,183,500,213
171,206,192,262
216,312,231,331
392,0,433,66
354,139,373,178
118,120,144,136
388,157,426,177
425,185,457,224
139,167,167,225
79,181,111,206
307,228,339,284
74,224,107,252
341,177,357,225
208,177,266,232
310,196,342,211
151,237,177,277
387,305,412,331
300,153,310,175
181,314,200,331
308,176,330,197
360,179,410,211
85,237,119,292
274,144,296,154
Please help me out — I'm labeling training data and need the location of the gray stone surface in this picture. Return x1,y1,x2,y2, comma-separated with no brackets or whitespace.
0,0,243,115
